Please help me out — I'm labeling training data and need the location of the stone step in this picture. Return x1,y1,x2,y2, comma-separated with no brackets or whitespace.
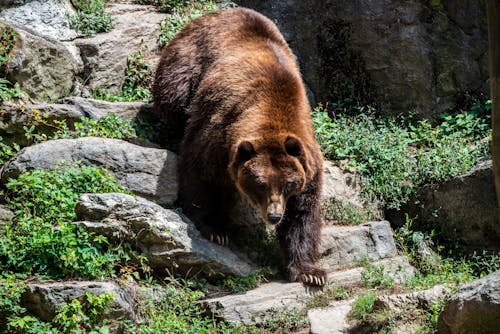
203,256,414,326
308,285,448,334
319,221,398,270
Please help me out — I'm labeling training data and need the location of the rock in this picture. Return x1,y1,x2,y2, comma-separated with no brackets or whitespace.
75,192,257,278
0,204,14,234
2,24,81,102
322,160,363,207
0,0,78,41
0,137,178,206
21,280,135,332
319,221,398,270
235,1,488,119
375,284,449,311
204,256,414,325
387,158,500,251
438,270,500,334
75,3,165,94
308,299,355,334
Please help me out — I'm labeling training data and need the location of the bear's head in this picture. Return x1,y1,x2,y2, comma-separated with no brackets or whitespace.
229,135,311,225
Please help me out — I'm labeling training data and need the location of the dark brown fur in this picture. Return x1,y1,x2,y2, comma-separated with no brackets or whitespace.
153,7,326,285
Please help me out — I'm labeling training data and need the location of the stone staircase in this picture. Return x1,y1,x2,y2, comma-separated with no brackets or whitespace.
204,219,415,332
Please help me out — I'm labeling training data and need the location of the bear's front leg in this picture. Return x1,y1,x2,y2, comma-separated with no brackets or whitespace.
277,186,327,286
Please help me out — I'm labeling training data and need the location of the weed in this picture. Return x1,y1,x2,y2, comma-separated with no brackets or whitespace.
73,114,137,139
306,283,350,308
0,23,26,103
92,47,153,102
322,197,375,225
157,1,219,48
361,262,394,289
349,292,378,321
217,268,271,293
313,101,490,209
69,0,114,36
255,307,308,332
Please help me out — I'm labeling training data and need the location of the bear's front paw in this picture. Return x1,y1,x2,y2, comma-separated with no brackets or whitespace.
209,233,229,246
289,264,327,286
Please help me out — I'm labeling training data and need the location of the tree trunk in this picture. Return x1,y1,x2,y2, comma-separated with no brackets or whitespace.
487,1,500,209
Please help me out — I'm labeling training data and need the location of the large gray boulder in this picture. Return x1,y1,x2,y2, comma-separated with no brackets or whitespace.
236,0,488,118
438,270,500,334
0,137,178,205
21,281,135,333
0,0,78,41
2,24,81,102
75,3,165,94
75,192,257,278
387,158,500,251
319,221,397,270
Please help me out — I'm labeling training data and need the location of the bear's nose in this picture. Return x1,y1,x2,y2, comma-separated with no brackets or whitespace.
267,213,282,223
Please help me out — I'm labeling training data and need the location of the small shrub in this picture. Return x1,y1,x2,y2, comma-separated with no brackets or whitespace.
361,262,394,289
73,114,137,139
69,0,114,36
322,197,376,225
255,307,308,332
349,292,378,321
92,48,153,102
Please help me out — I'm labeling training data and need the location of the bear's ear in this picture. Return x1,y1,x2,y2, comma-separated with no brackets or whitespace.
285,136,303,157
236,140,256,162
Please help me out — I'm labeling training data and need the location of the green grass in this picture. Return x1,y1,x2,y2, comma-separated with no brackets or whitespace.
313,99,491,209
69,0,114,36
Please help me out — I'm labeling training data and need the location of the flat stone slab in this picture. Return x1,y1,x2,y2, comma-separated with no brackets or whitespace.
319,221,398,270
308,299,355,334
204,256,414,325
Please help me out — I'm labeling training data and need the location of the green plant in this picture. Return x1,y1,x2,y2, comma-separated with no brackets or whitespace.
73,114,137,139
217,268,271,293
361,262,394,289
69,0,114,36
322,197,375,225
414,298,445,334
255,307,308,332
157,1,219,48
0,24,26,103
0,165,136,278
313,102,490,209
306,283,350,308
92,48,153,102
349,292,378,321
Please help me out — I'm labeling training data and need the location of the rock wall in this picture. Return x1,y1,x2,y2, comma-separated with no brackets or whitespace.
236,0,489,118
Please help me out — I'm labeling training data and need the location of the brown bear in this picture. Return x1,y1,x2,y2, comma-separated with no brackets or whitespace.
153,7,326,286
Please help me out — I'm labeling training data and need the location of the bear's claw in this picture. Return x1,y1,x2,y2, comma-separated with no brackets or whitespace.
209,233,229,246
290,264,327,286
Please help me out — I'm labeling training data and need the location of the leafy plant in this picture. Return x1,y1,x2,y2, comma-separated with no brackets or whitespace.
313,101,491,209
255,307,308,332
92,48,153,102
361,262,395,289
0,165,135,278
0,24,26,103
157,1,219,48
349,292,378,321
69,0,114,36
73,114,137,139
322,197,376,225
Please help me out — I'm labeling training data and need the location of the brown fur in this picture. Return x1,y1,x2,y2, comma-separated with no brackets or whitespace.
153,7,326,285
